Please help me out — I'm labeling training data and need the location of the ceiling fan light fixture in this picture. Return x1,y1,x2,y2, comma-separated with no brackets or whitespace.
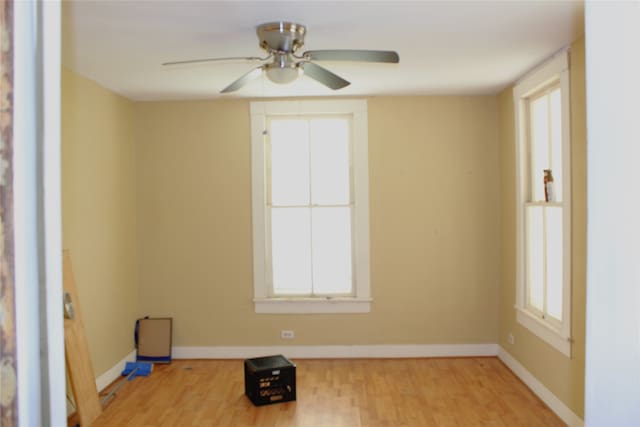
265,64,300,84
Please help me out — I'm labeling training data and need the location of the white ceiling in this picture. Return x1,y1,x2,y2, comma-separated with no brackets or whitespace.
62,1,584,101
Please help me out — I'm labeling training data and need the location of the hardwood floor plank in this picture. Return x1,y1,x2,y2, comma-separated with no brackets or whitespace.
89,358,566,427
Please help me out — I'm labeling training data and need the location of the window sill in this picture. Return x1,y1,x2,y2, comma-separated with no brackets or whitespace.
254,297,372,314
515,307,571,357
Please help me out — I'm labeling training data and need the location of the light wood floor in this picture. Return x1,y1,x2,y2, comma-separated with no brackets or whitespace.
88,358,565,427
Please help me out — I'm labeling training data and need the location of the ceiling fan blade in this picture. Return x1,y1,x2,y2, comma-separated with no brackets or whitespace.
304,50,399,63
301,62,350,90
162,56,268,66
220,66,264,93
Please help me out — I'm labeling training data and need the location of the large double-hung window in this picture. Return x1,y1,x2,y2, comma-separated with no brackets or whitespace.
250,100,371,314
514,51,572,356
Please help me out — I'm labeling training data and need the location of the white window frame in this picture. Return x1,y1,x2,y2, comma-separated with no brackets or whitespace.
514,50,572,357
250,100,371,314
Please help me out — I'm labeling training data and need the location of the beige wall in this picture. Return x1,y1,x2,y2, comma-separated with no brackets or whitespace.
61,68,139,377
498,38,587,417
134,96,501,346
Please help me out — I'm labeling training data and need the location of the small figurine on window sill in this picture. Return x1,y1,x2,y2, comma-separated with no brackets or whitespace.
544,169,555,202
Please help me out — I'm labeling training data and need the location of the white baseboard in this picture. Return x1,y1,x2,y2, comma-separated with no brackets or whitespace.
95,349,136,392
172,343,499,359
498,346,583,427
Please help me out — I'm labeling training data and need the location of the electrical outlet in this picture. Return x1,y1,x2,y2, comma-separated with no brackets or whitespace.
508,333,515,345
281,330,295,339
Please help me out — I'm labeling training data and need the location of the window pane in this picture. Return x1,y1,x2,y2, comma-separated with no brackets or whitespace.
270,120,309,206
310,119,351,205
271,208,312,295
546,207,563,320
530,96,550,202
311,207,353,294
526,206,544,311
550,88,563,202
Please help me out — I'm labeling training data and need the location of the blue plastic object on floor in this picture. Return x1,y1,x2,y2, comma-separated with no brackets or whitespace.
121,361,153,380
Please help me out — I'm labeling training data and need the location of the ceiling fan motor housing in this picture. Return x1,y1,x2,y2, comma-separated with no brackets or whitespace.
257,22,307,53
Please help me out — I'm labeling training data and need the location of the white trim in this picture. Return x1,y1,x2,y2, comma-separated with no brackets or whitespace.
254,297,371,314
513,49,572,356
514,48,569,98
172,344,499,359
42,1,65,424
250,99,371,313
14,2,43,425
352,107,371,299
95,350,137,392
559,63,572,341
251,106,267,299
516,309,571,356
14,1,65,425
250,99,368,116
498,347,583,427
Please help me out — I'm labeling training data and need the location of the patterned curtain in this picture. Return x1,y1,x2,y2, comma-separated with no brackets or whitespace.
0,0,17,425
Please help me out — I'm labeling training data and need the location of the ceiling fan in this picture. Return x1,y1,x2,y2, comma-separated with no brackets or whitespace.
162,21,400,93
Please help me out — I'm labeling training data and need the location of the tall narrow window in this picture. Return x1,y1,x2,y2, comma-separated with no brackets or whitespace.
525,86,564,326
268,117,353,296
251,100,371,314
514,51,572,356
